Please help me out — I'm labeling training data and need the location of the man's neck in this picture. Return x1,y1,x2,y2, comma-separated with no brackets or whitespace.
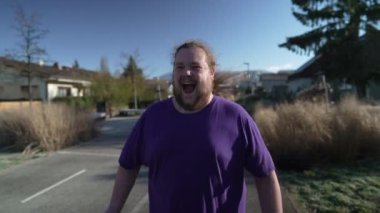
173,94,214,114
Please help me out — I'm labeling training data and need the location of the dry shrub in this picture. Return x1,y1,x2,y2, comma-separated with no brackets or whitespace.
254,96,380,170
0,111,37,150
255,102,331,170
0,103,97,152
330,96,380,161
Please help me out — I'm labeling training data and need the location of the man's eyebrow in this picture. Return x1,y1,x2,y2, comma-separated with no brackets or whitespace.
190,62,201,65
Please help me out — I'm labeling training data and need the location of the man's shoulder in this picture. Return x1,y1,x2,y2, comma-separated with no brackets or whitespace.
214,96,248,116
142,98,172,117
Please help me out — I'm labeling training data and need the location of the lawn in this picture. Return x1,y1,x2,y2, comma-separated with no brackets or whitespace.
279,158,380,212
0,152,46,171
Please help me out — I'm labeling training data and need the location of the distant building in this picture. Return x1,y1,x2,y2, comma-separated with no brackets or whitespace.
0,57,96,102
260,73,290,93
287,54,380,101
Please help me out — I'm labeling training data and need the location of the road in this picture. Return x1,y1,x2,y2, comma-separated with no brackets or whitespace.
0,117,296,213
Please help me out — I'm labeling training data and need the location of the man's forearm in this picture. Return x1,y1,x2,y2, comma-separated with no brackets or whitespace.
255,171,283,213
106,166,140,213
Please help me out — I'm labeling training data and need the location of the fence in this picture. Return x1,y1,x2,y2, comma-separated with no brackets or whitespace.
0,101,42,111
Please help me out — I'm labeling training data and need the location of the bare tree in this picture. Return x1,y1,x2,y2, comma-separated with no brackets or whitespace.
12,6,48,104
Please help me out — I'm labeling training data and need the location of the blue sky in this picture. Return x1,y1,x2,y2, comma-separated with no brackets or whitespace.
0,0,312,78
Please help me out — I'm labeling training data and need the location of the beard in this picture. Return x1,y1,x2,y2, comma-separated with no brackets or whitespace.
173,76,213,112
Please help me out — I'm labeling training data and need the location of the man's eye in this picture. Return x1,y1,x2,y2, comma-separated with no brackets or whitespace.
192,65,201,70
176,66,184,70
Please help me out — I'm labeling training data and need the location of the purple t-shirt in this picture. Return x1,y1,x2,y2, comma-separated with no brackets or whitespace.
119,96,275,213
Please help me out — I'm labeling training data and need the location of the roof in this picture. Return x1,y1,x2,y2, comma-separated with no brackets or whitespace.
0,57,97,81
260,73,289,81
287,55,323,81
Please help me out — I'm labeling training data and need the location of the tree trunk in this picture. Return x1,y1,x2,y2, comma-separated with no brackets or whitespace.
354,80,367,99
27,61,33,108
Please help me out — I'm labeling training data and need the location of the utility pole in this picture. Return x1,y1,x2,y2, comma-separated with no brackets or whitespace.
243,62,250,72
157,76,162,101
322,74,329,111
132,71,138,110
243,62,252,94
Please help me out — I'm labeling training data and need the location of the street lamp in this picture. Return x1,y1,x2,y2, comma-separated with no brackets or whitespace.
243,62,250,72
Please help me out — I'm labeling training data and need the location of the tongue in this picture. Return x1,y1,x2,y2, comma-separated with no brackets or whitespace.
183,84,195,93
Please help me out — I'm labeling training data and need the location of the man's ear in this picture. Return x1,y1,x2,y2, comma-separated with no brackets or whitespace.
210,67,216,80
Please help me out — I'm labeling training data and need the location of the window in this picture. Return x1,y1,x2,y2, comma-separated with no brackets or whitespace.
57,87,71,97
21,85,39,99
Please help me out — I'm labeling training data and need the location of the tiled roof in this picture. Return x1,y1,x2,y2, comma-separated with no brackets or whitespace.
0,57,97,80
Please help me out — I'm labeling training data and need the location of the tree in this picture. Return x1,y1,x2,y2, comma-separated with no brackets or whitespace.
11,6,48,103
280,0,380,98
72,59,80,69
100,56,110,73
90,57,132,116
122,56,145,109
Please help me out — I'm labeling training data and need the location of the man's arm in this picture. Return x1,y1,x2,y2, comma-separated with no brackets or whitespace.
254,170,283,213
105,166,140,213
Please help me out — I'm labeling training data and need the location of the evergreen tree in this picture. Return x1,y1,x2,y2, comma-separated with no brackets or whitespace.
90,58,132,117
100,56,110,74
122,56,144,109
73,59,80,69
280,0,380,98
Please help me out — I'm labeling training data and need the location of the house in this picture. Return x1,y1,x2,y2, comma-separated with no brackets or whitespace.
0,57,49,101
46,63,94,101
288,55,380,101
287,56,321,95
260,73,290,93
0,57,97,104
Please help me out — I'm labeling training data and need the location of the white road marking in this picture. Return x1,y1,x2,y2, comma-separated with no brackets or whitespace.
130,193,149,213
21,169,86,204
58,151,119,158
100,126,112,131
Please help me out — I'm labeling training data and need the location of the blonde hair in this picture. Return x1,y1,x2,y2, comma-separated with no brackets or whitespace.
173,40,216,71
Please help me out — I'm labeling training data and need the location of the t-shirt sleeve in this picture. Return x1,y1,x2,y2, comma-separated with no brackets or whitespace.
119,114,145,170
243,115,275,177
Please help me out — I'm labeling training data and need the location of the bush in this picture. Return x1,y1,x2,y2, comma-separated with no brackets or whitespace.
52,96,94,110
254,96,380,170
0,103,97,152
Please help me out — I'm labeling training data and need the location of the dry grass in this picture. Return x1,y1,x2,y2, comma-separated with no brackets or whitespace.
0,103,97,152
254,96,380,169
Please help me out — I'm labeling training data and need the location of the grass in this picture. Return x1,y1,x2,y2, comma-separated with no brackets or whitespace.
0,152,47,171
253,97,380,211
279,158,380,212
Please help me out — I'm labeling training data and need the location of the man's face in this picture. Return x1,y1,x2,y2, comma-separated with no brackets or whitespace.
173,47,215,111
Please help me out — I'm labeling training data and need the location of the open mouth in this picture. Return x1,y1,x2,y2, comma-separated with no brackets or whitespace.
182,83,196,94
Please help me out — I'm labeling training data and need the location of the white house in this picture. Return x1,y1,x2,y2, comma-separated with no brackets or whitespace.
0,57,96,102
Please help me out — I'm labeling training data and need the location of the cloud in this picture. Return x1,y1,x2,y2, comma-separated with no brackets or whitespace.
267,63,293,72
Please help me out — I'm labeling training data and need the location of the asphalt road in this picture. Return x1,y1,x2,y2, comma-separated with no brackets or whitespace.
0,116,296,213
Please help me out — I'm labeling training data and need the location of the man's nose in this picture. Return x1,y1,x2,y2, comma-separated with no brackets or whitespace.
186,70,191,76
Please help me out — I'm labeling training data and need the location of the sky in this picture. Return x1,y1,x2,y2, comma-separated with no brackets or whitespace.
0,0,313,78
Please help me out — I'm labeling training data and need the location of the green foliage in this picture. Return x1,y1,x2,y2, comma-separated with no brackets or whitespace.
52,96,93,110
72,59,80,68
90,71,132,108
280,159,380,212
281,0,380,98
122,56,143,79
121,56,146,107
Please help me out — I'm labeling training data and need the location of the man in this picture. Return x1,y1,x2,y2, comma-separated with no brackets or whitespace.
106,41,282,213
